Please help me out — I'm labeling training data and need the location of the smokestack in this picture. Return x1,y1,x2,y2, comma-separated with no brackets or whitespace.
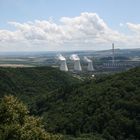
57,54,68,71
84,56,94,71
70,54,82,71
112,43,115,65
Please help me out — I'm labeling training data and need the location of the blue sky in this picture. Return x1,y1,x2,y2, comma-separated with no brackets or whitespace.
1,0,140,29
0,0,140,51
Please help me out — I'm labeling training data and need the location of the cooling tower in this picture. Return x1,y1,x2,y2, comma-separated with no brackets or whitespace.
87,61,94,71
84,56,94,71
57,54,68,71
70,54,82,71
74,60,82,71
60,60,68,71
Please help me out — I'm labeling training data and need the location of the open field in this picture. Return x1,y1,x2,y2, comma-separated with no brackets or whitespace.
0,64,33,67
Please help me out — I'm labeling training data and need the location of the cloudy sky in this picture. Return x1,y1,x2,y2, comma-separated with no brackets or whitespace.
0,0,140,52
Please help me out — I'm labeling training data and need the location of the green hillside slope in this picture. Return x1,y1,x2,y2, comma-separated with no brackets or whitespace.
0,67,79,109
40,67,140,140
0,67,139,140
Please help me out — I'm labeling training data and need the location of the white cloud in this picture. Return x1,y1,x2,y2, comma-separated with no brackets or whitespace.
0,12,140,51
127,23,140,34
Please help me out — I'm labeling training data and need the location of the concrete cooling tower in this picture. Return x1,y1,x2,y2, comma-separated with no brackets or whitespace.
84,56,94,71
70,54,82,71
57,54,68,71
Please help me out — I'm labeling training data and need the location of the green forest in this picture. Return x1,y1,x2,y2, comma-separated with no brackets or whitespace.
0,67,140,140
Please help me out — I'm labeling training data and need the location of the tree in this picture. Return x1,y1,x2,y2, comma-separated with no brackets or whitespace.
0,95,62,140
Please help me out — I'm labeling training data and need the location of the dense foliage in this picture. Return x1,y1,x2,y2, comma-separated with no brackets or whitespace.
0,95,62,140
39,67,140,140
0,67,139,140
0,67,79,113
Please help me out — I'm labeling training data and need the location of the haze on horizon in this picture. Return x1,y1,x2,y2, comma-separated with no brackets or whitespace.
0,0,140,52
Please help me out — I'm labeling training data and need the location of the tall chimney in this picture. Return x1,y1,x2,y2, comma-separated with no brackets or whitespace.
112,43,115,65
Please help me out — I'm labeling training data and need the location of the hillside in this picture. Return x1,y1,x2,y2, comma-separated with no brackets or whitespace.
0,67,79,111
0,67,140,140
39,67,140,140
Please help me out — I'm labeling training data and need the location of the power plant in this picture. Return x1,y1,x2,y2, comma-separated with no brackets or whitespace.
70,54,82,71
57,54,68,71
55,43,138,73
84,56,94,71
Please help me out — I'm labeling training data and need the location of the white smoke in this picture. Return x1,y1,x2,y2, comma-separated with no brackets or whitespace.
84,56,92,62
70,54,80,61
57,54,66,61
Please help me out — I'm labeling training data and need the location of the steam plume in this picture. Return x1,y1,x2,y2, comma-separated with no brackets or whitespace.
70,54,80,61
57,54,66,61
84,56,92,62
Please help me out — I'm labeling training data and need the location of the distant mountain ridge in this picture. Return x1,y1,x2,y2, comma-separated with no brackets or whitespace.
0,48,140,57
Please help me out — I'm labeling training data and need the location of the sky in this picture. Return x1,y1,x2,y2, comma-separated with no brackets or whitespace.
0,0,140,52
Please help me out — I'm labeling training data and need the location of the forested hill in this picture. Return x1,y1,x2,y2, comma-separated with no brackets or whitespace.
39,67,140,140
0,67,79,104
0,67,140,140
